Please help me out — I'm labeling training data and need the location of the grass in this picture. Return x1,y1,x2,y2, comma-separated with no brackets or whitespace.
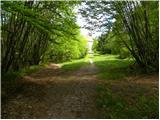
96,83,158,119
2,54,158,118
1,64,45,100
2,56,89,100
61,56,89,71
93,54,146,80
2,64,45,81
93,54,159,118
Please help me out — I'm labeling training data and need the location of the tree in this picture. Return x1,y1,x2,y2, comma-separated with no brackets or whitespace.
1,1,84,73
79,1,159,72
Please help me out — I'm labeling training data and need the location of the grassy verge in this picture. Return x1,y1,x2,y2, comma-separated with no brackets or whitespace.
1,64,45,100
61,56,89,71
93,54,137,80
2,56,89,100
2,64,45,81
94,54,159,118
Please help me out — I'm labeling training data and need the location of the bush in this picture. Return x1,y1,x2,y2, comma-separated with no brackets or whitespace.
119,47,131,59
44,34,88,63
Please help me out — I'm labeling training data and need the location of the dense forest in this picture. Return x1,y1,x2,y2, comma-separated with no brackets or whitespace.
1,1,159,119
2,1,158,74
2,1,87,74
80,1,159,72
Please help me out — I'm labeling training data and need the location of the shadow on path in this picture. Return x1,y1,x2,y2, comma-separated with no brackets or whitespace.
2,62,99,119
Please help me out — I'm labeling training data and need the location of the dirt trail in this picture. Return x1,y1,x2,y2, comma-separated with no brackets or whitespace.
2,62,99,119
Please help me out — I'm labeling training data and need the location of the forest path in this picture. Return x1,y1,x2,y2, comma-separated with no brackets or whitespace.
2,61,100,119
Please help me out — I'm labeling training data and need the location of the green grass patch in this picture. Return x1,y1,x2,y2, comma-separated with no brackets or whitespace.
2,64,44,81
61,57,89,71
96,84,158,119
93,54,134,69
93,54,141,80
94,54,158,118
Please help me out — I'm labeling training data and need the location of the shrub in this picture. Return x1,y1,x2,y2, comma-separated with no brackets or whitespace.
119,47,131,59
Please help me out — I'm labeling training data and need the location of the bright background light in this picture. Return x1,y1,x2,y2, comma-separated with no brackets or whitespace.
75,5,103,54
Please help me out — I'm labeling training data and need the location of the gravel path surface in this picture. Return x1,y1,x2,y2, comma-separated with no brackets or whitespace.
2,63,99,119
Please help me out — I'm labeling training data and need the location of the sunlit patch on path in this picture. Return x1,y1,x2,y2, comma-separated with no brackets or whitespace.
89,59,93,64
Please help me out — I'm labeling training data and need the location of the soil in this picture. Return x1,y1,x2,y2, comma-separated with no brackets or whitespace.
2,62,158,119
2,63,100,119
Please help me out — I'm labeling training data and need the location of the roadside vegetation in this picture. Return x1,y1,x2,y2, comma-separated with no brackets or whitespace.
2,1,87,74
93,54,158,119
80,1,158,72
2,1,87,101
1,1,159,119
93,54,135,79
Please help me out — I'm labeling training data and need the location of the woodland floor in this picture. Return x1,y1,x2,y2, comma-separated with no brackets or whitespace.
1,56,159,119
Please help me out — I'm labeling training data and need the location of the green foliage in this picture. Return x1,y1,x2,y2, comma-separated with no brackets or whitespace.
113,1,159,72
95,34,112,54
1,1,83,73
93,32,131,59
119,47,131,59
44,34,88,63
92,39,99,53
80,1,159,72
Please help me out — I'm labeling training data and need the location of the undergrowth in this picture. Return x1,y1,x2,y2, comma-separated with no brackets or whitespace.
94,54,158,118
